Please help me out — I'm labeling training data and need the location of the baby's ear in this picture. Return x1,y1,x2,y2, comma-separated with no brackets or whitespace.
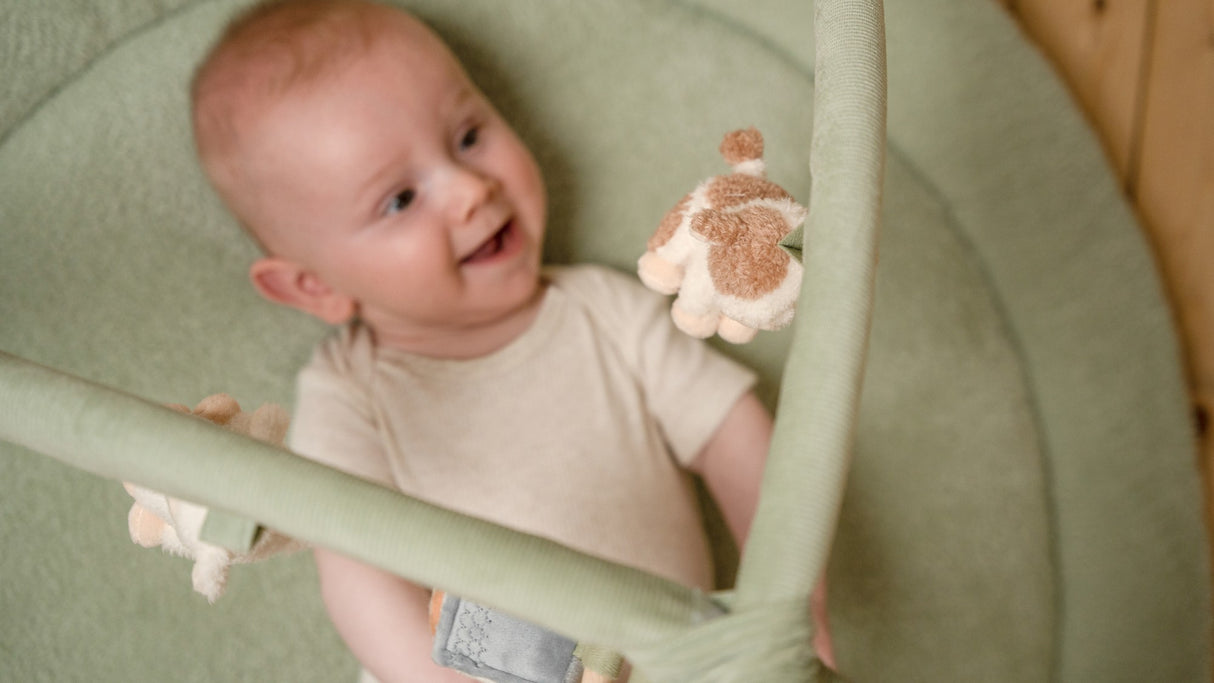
249,258,355,325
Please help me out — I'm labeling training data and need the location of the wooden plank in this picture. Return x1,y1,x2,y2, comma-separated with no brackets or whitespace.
1134,0,1214,501
1004,0,1152,180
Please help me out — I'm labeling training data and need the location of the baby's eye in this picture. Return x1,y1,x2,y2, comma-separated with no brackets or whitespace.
459,126,480,150
386,189,415,215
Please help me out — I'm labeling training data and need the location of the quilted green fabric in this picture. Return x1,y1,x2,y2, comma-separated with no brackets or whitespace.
0,0,1208,681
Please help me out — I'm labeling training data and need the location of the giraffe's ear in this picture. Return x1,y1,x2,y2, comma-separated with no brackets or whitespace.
691,207,740,244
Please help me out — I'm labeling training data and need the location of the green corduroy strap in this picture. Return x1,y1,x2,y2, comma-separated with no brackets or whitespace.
574,643,626,679
628,594,842,683
199,508,262,553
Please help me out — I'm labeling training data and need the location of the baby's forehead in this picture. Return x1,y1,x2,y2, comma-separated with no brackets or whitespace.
206,4,450,91
192,4,474,204
249,10,442,89
195,6,460,147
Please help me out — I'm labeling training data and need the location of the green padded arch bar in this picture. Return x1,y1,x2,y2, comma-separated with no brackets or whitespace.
0,352,720,662
738,0,886,608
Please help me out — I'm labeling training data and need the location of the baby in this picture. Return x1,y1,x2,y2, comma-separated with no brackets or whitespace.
191,1,830,680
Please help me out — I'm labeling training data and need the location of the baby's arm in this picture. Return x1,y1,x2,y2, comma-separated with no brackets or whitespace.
689,391,836,669
689,391,770,543
313,547,471,683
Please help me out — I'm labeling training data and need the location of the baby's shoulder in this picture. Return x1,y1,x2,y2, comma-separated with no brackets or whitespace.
544,264,672,357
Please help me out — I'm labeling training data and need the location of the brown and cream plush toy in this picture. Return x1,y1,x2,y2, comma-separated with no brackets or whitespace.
124,394,302,602
638,128,806,343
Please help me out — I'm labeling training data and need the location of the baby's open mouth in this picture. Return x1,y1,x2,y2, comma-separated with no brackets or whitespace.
461,220,514,265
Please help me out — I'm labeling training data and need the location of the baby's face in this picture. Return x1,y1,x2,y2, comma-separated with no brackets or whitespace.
241,15,547,341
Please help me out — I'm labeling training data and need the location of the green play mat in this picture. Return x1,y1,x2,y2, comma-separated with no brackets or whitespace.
1,0,1208,681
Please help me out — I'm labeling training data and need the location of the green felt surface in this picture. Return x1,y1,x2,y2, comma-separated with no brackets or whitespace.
0,0,1208,681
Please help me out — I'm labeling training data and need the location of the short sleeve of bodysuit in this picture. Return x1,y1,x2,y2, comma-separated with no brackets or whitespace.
288,327,396,488
551,265,756,465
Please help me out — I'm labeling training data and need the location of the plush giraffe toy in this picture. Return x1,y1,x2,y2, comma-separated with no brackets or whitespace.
638,127,806,343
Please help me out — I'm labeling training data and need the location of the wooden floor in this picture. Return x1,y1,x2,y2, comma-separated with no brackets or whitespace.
998,0,1214,643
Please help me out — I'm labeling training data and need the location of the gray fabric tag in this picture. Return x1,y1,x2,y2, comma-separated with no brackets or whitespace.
431,594,583,683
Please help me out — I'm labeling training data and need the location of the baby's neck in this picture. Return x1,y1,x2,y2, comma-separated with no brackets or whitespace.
369,283,548,360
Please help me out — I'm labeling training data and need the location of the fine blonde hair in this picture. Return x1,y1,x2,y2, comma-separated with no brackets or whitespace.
190,0,404,245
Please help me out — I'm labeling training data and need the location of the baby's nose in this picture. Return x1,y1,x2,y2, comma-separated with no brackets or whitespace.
444,166,495,223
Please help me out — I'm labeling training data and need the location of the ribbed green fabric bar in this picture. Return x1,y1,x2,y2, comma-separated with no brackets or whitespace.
0,351,719,654
735,0,886,609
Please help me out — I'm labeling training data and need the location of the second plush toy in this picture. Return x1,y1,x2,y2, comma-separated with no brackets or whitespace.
124,394,303,601
638,127,806,343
